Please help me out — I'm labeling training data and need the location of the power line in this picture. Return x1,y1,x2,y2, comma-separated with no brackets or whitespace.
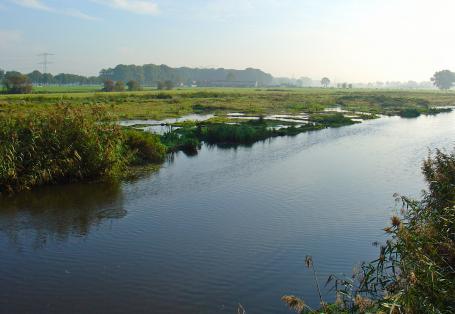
37,53,55,74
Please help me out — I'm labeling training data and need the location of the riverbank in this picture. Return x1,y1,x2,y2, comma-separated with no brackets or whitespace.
1,111,454,313
1,88,454,193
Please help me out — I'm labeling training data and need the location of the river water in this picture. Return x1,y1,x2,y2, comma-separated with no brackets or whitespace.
1,112,454,314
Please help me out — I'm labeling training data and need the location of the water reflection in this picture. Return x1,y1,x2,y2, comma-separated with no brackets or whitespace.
0,182,125,248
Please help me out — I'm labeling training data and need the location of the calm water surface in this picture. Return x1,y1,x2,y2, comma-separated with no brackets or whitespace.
1,112,454,314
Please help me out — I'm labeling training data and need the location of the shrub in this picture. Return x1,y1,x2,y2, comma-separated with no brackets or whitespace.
127,80,141,91
198,123,271,144
310,113,357,127
123,129,166,164
2,72,32,94
399,108,421,118
157,80,175,90
115,80,125,92
103,80,115,92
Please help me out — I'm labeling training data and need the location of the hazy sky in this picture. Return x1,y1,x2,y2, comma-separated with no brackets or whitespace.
1,0,454,82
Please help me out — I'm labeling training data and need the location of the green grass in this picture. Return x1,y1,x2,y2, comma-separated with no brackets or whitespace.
32,85,103,93
159,114,353,153
1,88,454,121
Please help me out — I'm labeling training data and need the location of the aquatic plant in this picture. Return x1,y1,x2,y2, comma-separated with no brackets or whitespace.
309,113,358,127
0,106,165,194
282,148,455,314
123,128,166,165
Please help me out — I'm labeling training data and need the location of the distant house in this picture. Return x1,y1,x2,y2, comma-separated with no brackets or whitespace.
196,80,259,88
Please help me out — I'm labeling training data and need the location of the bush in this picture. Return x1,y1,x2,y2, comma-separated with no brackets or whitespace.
127,80,141,91
2,72,32,94
198,123,271,144
399,108,421,118
157,80,175,90
115,80,125,92
123,129,166,164
310,113,357,127
103,80,115,92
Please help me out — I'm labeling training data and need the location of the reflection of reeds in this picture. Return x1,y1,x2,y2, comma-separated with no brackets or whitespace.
0,181,126,248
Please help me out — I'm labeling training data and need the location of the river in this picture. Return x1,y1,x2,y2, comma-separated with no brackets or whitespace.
0,111,454,313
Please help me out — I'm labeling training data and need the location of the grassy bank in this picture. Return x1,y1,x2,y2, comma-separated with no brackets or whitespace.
283,149,455,314
0,107,166,194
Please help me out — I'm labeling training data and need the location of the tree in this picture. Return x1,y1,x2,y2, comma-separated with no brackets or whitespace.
299,76,313,87
103,80,115,92
127,80,141,91
157,80,174,90
226,71,236,81
431,70,455,90
0,69,4,82
2,72,32,94
321,77,330,88
115,80,125,92
27,70,43,84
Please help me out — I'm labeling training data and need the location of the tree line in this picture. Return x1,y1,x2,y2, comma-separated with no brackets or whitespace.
1,66,454,94
99,64,274,86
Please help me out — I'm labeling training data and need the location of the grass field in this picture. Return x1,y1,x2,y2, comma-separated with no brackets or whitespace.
1,87,455,120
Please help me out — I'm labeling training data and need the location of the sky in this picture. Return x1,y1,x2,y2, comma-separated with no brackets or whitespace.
0,0,454,82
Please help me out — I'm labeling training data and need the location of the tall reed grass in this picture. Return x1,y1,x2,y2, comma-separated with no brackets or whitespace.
283,148,455,314
0,106,166,194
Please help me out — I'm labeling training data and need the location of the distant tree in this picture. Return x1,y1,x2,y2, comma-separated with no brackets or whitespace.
157,80,174,90
431,70,455,90
2,72,32,94
226,71,236,81
300,76,313,87
342,82,347,89
27,70,43,84
41,73,54,85
103,80,115,92
348,83,353,89
127,80,141,91
321,77,330,88
114,80,125,92
164,80,174,90
0,69,4,81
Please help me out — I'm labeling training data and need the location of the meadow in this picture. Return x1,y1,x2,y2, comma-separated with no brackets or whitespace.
1,87,454,192
1,87,455,120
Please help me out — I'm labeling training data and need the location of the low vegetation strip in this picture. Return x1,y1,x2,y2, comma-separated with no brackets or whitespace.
159,113,353,153
1,88,454,120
